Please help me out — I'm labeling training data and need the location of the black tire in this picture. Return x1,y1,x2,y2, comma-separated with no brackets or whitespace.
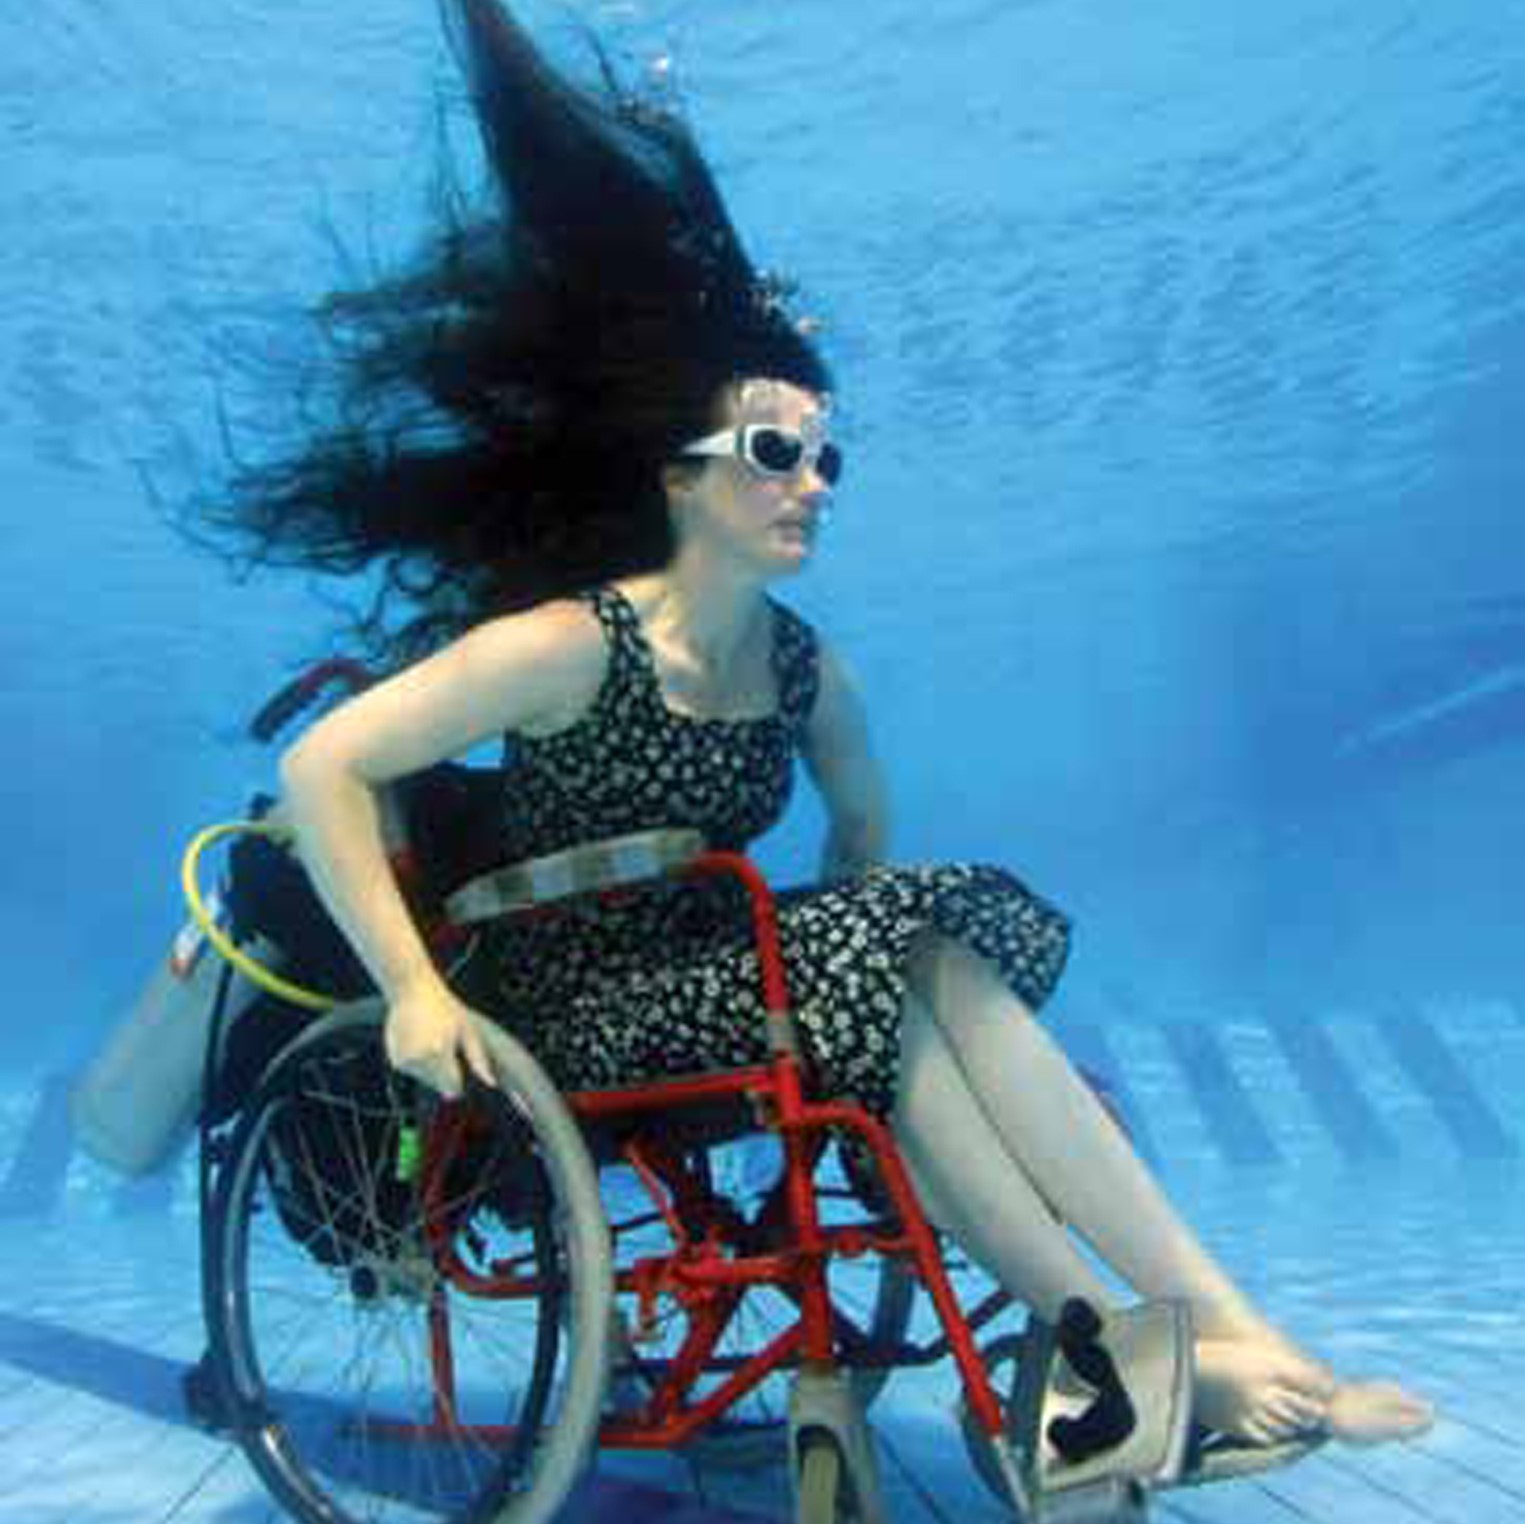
202,1001,611,1524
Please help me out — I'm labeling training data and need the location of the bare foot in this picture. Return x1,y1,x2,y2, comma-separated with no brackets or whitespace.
1195,1337,1435,1448
1195,1338,1334,1445
1325,1380,1436,1446
1198,1308,1338,1387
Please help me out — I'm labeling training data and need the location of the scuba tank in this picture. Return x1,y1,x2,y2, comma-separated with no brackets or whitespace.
71,662,389,1177
70,855,284,1176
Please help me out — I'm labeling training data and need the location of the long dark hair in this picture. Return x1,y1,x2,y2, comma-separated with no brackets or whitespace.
181,0,832,669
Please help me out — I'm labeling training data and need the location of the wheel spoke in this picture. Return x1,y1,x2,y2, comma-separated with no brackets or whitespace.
204,1006,610,1524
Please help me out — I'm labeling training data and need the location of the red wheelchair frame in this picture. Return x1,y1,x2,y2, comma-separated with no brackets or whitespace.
211,658,1184,1523
394,844,1017,1464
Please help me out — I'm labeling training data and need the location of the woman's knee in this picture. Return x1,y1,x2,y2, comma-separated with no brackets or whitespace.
905,930,1034,1028
905,929,962,1008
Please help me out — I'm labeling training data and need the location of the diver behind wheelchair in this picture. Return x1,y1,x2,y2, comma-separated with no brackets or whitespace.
72,664,1326,1524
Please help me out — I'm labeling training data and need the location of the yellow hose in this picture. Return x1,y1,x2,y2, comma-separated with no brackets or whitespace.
181,821,339,1011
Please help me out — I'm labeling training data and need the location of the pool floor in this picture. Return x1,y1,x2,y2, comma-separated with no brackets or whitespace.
1,991,1521,1523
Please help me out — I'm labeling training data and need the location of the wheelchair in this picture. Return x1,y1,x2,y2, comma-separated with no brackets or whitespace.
180,663,1327,1524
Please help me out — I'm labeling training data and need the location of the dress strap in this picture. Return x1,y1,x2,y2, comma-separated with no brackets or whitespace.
576,584,651,714
768,598,820,733
588,582,686,719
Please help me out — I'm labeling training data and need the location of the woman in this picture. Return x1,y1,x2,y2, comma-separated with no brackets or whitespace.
203,0,1434,1459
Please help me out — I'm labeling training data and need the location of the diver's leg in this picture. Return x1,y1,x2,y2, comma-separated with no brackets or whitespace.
905,933,1265,1337
894,990,1331,1444
891,981,1122,1321
903,932,1435,1445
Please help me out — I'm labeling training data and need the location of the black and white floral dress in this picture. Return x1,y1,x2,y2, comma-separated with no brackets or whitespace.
460,583,1072,1124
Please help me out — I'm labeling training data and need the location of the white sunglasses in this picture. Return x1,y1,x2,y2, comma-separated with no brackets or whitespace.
680,423,843,486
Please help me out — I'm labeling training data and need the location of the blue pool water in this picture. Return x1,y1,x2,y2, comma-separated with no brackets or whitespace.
3,0,1523,1519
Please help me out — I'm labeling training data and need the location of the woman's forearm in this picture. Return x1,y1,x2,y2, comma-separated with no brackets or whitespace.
279,753,447,1003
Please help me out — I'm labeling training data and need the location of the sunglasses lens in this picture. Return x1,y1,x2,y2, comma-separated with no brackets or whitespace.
749,428,805,474
746,427,843,486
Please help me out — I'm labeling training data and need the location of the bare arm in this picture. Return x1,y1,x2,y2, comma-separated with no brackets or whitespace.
277,599,605,1091
800,639,890,879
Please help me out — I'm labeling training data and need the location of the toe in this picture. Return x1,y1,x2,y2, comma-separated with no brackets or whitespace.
1274,1397,1323,1433
1235,1416,1271,1446
1282,1390,1331,1431
1404,1398,1437,1434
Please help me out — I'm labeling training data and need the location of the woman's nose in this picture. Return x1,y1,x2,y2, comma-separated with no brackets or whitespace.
797,461,831,498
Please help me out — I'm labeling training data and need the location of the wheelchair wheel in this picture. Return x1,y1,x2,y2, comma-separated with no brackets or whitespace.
842,1254,916,1411
812,1142,919,1413
202,1000,612,1524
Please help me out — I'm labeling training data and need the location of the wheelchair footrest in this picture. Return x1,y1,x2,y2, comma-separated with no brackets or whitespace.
1007,1298,1196,1517
1178,1423,1329,1486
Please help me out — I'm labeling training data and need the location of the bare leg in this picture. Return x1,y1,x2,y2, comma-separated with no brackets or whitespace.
892,978,1123,1323
906,934,1267,1337
895,933,1435,1446
893,987,1331,1444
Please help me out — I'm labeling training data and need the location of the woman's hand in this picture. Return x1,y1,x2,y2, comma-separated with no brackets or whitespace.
384,981,498,1099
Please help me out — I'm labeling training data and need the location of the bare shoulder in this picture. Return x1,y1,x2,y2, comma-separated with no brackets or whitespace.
460,597,606,691
281,595,609,784
404,594,609,718
490,596,610,736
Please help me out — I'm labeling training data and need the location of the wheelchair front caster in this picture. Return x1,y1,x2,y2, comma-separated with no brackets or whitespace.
797,1431,857,1524
788,1367,888,1524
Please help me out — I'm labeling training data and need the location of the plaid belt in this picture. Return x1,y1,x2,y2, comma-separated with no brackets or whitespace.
443,828,708,924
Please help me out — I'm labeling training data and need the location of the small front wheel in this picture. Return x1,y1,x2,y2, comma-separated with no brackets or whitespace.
796,1430,860,1524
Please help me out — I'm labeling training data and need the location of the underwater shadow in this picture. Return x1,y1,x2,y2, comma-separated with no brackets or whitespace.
0,1308,189,1423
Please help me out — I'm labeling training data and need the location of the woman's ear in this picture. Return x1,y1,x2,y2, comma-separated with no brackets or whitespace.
662,461,703,502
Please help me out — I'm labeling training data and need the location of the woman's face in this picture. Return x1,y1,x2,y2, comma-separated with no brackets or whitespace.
665,378,837,579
